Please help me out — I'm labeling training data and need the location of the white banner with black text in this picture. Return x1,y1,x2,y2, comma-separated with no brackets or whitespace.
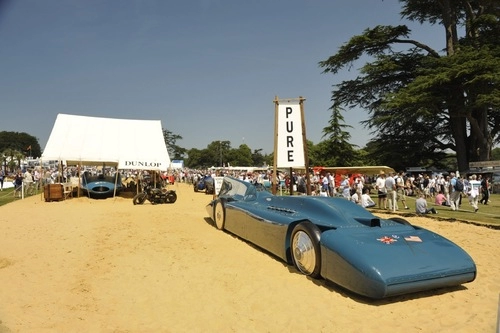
276,100,305,168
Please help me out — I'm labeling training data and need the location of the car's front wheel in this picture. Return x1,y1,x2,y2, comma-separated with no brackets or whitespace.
291,222,321,278
214,201,225,230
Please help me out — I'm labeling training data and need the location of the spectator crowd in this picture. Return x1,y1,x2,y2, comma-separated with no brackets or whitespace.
1,164,493,214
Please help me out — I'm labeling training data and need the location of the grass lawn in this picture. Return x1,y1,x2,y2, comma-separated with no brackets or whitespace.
0,186,41,206
372,193,500,229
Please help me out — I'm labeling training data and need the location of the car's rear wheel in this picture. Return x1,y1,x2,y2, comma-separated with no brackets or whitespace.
291,222,321,278
214,201,225,230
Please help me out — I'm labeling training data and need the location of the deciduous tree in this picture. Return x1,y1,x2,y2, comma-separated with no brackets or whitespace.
319,0,500,172
162,129,186,160
0,131,40,158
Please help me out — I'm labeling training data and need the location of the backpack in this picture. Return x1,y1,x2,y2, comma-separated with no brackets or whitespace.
454,178,464,192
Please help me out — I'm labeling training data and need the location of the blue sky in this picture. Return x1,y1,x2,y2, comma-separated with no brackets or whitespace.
0,0,443,155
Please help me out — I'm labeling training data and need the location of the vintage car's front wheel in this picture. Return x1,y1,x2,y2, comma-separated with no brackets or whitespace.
291,222,321,278
214,201,226,230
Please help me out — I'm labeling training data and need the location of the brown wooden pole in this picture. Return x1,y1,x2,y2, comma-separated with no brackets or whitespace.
272,96,279,195
299,96,311,195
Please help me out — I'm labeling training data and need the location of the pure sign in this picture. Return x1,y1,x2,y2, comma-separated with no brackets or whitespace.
276,101,305,168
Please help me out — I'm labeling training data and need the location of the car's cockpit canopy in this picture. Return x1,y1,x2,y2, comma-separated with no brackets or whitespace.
219,177,270,201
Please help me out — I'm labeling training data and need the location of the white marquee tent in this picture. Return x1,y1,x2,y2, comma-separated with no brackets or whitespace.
42,114,171,171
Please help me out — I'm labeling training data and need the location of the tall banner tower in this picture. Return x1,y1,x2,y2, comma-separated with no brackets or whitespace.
272,96,310,195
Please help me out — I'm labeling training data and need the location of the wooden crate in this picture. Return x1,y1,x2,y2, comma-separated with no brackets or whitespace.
44,184,64,202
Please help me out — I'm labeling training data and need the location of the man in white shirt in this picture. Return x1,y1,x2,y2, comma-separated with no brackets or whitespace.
350,191,360,205
375,171,387,209
340,175,351,199
385,172,398,211
467,174,481,213
23,169,34,195
355,177,364,202
328,173,336,196
361,188,376,208
385,172,397,211
322,174,330,196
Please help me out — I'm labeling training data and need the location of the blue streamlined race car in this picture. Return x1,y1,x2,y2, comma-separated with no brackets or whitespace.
206,177,476,299
81,172,123,199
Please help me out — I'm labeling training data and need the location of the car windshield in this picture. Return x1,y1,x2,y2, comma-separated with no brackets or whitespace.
219,177,257,200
